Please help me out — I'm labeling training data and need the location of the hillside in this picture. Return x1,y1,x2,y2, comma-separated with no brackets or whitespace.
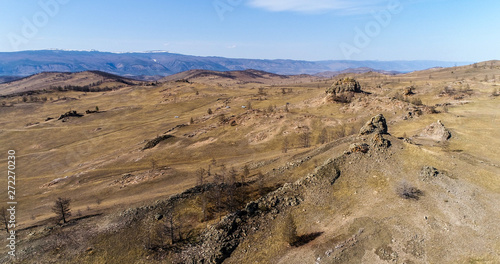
160,69,316,86
0,71,139,96
0,61,499,263
0,50,471,77
315,67,400,78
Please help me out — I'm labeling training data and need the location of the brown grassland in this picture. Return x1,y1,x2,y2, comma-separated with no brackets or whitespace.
0,61,499,263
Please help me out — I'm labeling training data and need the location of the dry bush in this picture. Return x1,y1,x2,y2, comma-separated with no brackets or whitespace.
396,181,423,200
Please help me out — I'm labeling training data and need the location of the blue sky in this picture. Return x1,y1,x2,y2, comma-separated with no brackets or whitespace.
0,0,498,61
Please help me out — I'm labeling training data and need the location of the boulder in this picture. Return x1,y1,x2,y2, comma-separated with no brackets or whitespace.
359,114,388,135
418,120,451,142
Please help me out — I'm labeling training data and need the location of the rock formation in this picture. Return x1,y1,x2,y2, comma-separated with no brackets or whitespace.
326,77,362,95
418,120,451,142
359,114,388,135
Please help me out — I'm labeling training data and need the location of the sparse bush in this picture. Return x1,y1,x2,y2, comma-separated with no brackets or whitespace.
258,87,267,96
443,105,449,113
332,125,346,139
207,108,213,115
218,114,227,123
492,88,499,97
410,98,423,106
396,181,423,200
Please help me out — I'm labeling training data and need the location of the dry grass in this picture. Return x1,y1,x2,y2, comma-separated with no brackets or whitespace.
1,62,500,262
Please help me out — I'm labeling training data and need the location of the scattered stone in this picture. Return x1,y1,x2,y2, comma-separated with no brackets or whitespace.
420,166,441,181
403,107,422,120
359,114,388,135
371,133,391,149
349,143,370,153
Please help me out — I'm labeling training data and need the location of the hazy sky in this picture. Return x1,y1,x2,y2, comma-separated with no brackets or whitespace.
0,0,498,61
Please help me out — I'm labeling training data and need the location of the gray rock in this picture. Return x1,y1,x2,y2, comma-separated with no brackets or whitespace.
360,114,388,135
420,166,440,181
326,77,362,95
418,120,451,142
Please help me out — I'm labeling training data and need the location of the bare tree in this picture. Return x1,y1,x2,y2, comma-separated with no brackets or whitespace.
281,213,298,246
159,203,178,245
317,128,328,145
52,197,71,224
213,173,224,220
219,164,227,185
1,208,9,234
299,132,311,148
257,171,265,196
196,168,206,186
241,165,250,184
227,167,238,212
200,192,208,222
150,158,157,172
282,137,289,153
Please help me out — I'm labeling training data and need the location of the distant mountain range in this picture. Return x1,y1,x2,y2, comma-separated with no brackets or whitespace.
0,50,471,78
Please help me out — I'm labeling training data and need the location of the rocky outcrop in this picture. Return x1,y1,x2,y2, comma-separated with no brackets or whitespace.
419,166,442,181
418,120,451,142
359,114,388,135
349,143,370,153
177,159,342,264
370,133,391,149
326,77,362,95
142,135,174,150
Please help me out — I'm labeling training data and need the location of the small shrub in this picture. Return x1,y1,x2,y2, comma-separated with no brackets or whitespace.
396,181,423,200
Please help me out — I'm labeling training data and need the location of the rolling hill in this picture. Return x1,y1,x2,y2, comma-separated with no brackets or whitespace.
0,61,498,263
0,71,139,96
0,50,471,77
